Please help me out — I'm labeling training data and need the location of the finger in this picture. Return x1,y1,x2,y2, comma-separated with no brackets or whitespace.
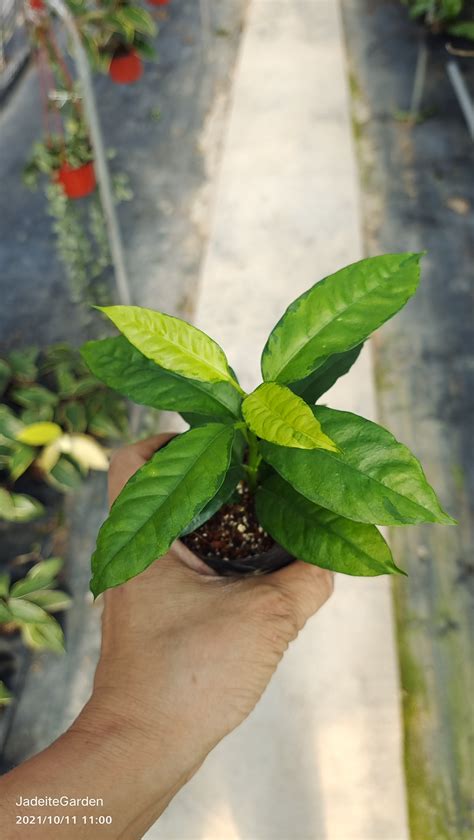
108,432,177,505
264,560,334,629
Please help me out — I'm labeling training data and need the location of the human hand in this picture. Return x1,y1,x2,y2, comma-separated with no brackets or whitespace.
0,434,332,840
91,436,333,784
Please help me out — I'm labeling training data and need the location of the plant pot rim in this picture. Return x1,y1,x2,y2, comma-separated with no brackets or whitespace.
189,540,294,577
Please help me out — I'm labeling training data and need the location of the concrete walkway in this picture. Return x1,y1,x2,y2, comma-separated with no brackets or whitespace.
147,2,409,839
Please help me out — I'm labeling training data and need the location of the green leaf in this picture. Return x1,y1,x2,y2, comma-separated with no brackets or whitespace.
21,404,55,424
242,383,338,451
24,589,72,613
8,443,36,481
56,402,87,434
8,347,38,382
82,336,242,420
260,406,455,526
0,405,24,439
91,423,235,596
256,473,403,576
290,344,363,404
47,455,84,491
261,253,422,383
96,306,243,392
448,21,474,39
180,463,244,536
0,573,10,598
10,557,63,597
7,598,51,624
16,421,62,446
0,601,12,623
21,617,65,653
0,359,11,397
0,681,12,706
10,385,58,409
0,489,44,522
116,5,157,36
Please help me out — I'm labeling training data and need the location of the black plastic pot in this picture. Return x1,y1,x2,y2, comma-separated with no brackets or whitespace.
194,543,294,577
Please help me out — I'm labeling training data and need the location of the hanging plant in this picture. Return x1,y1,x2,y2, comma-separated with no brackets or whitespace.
65,0,157,81
108,45,143,84
23,118,96,200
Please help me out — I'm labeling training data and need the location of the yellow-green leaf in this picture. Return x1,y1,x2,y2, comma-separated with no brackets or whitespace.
97,305,242,392
16,421,62,446
242,382,338,451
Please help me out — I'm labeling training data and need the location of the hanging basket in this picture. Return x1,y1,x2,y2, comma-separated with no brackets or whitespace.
55,162,96,200
108,50,143,85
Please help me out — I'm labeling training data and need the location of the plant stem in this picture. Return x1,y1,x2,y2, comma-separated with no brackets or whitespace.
245,431,261,494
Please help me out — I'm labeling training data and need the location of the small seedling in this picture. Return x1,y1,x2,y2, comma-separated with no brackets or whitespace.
83,253,455,595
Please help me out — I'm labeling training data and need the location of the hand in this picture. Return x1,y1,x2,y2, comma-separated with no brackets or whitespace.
94,434,333,779
0,435,333,840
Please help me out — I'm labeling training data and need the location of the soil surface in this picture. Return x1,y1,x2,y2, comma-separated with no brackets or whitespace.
182,483,274,562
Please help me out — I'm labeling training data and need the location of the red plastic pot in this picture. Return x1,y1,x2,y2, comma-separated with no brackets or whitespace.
109,50,143,85
147,0,169,5
29,0,45,9
56,162,96,200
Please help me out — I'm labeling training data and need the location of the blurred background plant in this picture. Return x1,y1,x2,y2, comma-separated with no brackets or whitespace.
0,554,71,654
0,343,128,522
402,0,474,39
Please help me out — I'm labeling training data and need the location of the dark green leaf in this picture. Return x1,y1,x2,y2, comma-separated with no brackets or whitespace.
0,359,11,397
91,423,235,596
8,443,36,481
256,473,403,576
260,406,455,526
8,347,38,383
261,253,422,383
11,385,58,409
82,336,242,420
57,402,87,434
180,463,245,536
290,344,363,404
47,455,84,491
21,404,55,424
0,406,24,439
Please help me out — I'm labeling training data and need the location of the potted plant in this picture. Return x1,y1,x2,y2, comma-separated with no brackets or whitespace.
67,0,157,83
402,0,474,42
23,117,96,200
82,253,455,596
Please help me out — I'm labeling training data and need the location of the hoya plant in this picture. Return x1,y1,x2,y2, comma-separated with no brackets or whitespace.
83,253,455,596
0,556,71,653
